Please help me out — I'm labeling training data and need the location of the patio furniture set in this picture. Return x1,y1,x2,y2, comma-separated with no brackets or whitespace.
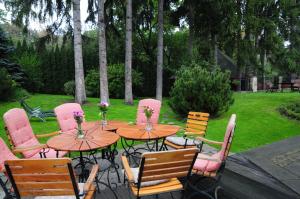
0,98,237,199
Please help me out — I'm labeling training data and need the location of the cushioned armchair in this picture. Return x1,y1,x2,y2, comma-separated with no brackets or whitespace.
165,112,209,149
122,148,199,199
136,99,161,125
5,158,98,199
186,114,236,199
3,108,67,159
54,103,85,132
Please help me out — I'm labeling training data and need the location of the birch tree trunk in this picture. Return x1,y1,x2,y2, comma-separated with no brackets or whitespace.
124,0,133,105
98,0,109,103
156,0,164,101
73,0,86,104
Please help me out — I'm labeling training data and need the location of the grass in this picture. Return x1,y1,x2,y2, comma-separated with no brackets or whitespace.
0,92,300,153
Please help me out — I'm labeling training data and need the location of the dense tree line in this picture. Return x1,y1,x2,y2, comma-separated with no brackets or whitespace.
1,0,300,101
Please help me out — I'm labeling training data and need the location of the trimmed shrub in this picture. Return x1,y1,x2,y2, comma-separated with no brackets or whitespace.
169,62,234,117
85,64,143,98
278,102,300,121
64,80,75,96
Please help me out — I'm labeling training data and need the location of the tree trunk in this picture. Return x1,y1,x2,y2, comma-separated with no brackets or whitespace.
124,0,133,105
156,0,164,101
98,0,109,103
73,0,86,104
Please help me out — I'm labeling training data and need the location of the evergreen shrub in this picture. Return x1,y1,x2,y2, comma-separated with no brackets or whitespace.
169,62,234,117
278,102,300,121
64,80,75,96
85,64,143,98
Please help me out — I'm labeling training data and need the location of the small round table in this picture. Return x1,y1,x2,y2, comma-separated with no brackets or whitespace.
47,121,120,183
117,124,180,165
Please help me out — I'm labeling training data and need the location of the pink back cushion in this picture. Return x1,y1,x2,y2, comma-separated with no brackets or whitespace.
219,114,236,161
193,114,236,173
136,99,161,125
54,103,84,132
0,138,17,171
3,108,40,158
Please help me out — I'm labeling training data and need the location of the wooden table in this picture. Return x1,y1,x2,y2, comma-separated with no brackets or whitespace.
47,121,120,182
117,124,181,165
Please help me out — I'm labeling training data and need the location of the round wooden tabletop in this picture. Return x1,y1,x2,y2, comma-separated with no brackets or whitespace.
117,124,181,141
47,121,120,152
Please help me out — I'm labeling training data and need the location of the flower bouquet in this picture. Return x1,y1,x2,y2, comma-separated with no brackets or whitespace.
73,111,84,139
143,106,154,132
98,102,109,126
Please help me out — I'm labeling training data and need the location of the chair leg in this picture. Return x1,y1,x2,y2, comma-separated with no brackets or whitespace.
214,186,222,199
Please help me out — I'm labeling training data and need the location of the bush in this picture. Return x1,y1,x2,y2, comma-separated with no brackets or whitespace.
169,62,234,117
64,80,75,96
278,102,300,121
85,64,143,98
16,52,44,92
0,68,14,101
0,68,29,101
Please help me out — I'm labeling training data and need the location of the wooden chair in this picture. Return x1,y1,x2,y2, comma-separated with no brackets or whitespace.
122,148,199,199
4,158,98,199
165,112,209,149
19,97,56,122
185,114,236,199
3,108,66,159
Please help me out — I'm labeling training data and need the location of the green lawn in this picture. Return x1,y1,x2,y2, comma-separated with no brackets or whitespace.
0,92,300,152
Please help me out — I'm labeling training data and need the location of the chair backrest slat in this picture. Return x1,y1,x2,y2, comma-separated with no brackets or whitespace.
5,158,77,198
185,112,209,135
139,148,198,183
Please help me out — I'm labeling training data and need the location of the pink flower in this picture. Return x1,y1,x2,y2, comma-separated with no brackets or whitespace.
73,111,83,117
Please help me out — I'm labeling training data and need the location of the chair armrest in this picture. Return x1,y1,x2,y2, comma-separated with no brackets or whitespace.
83,165,99,193
13,144,47,153
184,131,205,136
36,131,60,138
121,156,134,182
196,137,223,146
197,154,222,163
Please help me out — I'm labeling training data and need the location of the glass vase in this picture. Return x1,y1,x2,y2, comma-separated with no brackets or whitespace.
77,123,85,139
145,117,152,132
101,112,107,126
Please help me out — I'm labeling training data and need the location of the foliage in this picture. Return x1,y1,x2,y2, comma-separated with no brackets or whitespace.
278,102,300,121
0,68,29,101
15,51,43,92
0,68,14,101
0,26,27,86
85,64,143,98
169,62,234,117
64,80,75,96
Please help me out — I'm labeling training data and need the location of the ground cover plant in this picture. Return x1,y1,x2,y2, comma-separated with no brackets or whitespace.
0,92,299,153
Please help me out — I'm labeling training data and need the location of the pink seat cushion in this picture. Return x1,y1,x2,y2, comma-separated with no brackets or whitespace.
136,99,161,125
0,138,17,171
193,152,222,172
54,103,84,132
